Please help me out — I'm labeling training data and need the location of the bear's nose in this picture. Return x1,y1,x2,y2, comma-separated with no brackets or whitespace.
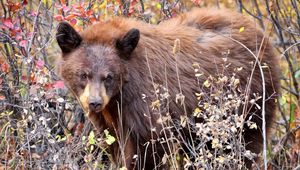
89,100,102,111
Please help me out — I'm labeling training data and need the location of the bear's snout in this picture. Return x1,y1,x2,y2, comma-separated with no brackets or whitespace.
88,97,103,112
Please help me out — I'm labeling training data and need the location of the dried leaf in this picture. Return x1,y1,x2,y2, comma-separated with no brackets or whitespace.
239,26,245,33
104,129,116,145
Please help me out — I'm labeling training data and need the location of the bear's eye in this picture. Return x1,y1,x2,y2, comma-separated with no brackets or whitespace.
80,73,88,80
106,74,113,80
104,73,114,84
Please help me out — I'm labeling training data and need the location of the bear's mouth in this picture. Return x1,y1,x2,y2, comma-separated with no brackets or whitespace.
87,102,107,114
88,107,104,115
93,108,103,113
87,108,114,126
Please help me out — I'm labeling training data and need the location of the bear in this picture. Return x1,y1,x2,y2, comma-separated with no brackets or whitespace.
55,8,279,169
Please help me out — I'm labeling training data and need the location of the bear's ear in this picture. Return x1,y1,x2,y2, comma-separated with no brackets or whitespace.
116,28,140,59
56,22,82,54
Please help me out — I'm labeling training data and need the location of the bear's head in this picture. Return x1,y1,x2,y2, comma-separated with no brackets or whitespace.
56,22,140,114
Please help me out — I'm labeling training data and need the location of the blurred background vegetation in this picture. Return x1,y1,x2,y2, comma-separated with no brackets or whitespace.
0,0,300,169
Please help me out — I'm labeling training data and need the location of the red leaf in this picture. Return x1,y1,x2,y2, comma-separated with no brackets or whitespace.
21,75,27,81
30,11,37,17
72,4,82,10
19,40,27,48
64,14,76,20
3,18,14,29
8,2,21,12
36,60,44,69
54,15,64,21
0,96,6,100
22,0,28,5
191,0,201,5
44,83,53,91
71,12,81,17
53,81,65,89
16,35,22,41
89,17,97,23
63,6,71,13
128,7,135,15
55,3,63,10
26,32,33,38
128,0,138,15
86,10,93,16
70,19,77,25
1,63,9,73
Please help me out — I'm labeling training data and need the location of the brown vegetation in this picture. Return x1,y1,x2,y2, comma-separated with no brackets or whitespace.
1,0,300,169
56,8,279,169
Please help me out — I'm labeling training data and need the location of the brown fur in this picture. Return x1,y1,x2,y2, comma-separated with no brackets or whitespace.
56,8,279,169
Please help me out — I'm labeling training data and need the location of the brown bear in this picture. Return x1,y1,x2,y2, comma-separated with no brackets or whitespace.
56,8,279,169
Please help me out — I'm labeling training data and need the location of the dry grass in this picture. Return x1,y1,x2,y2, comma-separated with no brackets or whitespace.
0,0,300,169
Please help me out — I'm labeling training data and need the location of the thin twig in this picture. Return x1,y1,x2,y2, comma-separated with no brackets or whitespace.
225,35,268,170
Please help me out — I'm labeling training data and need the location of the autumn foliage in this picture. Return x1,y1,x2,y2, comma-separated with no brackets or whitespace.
0,0,300,169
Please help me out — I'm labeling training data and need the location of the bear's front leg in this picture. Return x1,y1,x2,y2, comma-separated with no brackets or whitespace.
109,134,136,169
124,136,136,169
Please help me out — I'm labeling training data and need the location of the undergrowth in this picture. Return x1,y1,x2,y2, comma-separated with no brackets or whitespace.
1,0,300,169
